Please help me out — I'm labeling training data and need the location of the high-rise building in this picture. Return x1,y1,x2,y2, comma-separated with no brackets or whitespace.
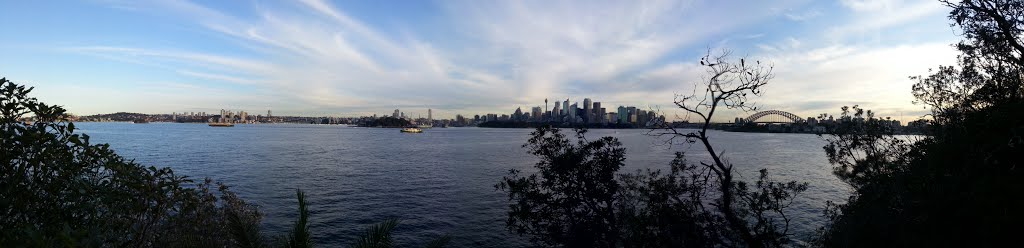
583,98,592,123
617,106,627,123
393,109,400,118
531,106,542,121
569,103,578,122
593,102,602,123
428,109,432,122
268,110,272,117
627,107,637,124
553,102,561,120
563,99,570,116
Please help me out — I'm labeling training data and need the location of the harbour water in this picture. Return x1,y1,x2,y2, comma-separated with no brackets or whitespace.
75,122,851,247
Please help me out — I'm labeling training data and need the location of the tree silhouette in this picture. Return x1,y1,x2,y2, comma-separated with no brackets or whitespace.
815,1,1024,246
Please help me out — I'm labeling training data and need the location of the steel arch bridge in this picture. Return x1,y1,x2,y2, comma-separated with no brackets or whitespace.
745,110,804,123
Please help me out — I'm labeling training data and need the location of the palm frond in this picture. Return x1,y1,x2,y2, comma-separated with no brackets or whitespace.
227,207,264,248
423,235,451,248
287,189,312,248
351,219,398,248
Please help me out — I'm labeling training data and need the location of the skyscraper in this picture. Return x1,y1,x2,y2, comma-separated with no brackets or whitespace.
393,109,400,118
583,98,592,123
563,99,570,116
569,103,578,122
617,106,627,124
627,107,637,124
593,102,602,123
428,109,432,122
531,106,542,121
553,101,561,119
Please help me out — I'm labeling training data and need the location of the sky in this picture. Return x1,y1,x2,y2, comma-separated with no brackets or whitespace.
0,0,960,122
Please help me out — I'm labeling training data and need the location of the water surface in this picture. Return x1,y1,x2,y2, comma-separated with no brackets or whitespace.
76,123,850,247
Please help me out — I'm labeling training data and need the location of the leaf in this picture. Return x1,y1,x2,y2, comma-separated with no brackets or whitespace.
352,219,399,248
424,235,452,248
287,189,311,248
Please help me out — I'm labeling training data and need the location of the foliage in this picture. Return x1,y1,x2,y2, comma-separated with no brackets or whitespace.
649,50,807,248
0,77,274,247
815,1,1024,246
496,127,625,247
286,190,312,248
360,117,411,128
496,51,809,248
351,219,398,248
0,78,449,247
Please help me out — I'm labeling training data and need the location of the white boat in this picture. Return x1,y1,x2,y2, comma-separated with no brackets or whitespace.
400,127,422,133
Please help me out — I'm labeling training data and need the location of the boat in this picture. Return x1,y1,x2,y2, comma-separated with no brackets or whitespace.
400,127,422,133
133,119,149,124
208,122,235,127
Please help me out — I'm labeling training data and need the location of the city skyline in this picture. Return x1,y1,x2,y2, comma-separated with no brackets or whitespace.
1,0,957,122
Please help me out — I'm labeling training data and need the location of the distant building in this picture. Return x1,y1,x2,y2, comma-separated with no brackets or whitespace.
393,109,400,118
617,106,627,123
583,98,592,123
569,103,578,123
563,99,570,116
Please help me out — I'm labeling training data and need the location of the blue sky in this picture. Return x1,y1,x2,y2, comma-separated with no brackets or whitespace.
0,0,958,121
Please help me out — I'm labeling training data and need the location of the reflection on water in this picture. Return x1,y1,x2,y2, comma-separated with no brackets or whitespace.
76,123,850,247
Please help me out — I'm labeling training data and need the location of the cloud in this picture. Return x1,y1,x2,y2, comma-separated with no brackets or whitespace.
58,0,956,120
828,0,947,42
784,8,823,21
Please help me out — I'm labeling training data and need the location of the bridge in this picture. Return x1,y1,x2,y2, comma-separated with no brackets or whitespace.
743,110,804,123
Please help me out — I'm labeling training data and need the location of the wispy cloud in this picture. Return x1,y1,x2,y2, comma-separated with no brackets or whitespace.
44,0,958,120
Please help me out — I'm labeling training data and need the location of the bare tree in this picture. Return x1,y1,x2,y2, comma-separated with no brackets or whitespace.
650,50,806,248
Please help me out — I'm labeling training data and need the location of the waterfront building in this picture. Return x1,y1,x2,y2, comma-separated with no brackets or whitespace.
569,103,578,123
583,98,592,123
627,107,637,124
553,101,561,120
617,106,627,123
531,107,542,121
393,109,400,118
563,99,570,116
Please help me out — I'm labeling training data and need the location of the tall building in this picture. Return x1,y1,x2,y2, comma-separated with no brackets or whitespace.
627,107,637,124
569,103,578,122
268,109,272,117
583,98,592,123
593,102,602,123
617,106,627,123
393,109,400,118
553,102,561,120
428,109,432,123
531,107,542,121
563,99,570,116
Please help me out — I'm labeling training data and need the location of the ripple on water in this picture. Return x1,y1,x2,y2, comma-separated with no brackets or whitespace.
77,123,849,247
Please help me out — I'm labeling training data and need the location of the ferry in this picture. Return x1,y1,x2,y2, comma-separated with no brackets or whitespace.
133,119,149,124
400,127,423,133
208,122,235,127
